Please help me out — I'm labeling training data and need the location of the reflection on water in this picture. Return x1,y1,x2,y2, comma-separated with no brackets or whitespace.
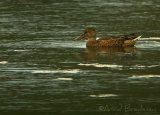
0,0,160,114
81,47,137,61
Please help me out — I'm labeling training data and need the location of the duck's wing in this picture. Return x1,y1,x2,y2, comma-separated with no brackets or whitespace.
98,33,141,40
121,33,142,40
97,36,121,40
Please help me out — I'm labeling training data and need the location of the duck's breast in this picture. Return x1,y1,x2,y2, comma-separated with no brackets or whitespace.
86,40,98,47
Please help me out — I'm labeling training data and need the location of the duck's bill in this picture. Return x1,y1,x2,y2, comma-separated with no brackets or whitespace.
74,33,85,40
74,36,80,40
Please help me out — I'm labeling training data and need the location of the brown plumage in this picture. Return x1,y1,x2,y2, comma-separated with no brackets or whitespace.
75,27,141,47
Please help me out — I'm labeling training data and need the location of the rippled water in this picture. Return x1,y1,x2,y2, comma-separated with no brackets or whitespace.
0,0,160,114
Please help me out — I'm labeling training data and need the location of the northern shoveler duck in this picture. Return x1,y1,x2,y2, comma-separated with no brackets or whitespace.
75,27,141,47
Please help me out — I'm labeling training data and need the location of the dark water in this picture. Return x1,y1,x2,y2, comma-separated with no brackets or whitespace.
0,0,160,114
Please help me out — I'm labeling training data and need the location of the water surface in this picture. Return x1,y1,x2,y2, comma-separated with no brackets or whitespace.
0,0,160,114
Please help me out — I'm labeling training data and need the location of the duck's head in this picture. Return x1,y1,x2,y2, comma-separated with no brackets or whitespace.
75,27,96,40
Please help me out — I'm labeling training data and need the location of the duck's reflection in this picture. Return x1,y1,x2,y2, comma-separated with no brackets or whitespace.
81,47,137,61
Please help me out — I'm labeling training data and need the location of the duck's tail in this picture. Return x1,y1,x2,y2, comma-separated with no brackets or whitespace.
133,35,142,41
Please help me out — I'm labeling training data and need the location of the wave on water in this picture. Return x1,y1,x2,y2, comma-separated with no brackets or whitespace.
0,61,8,64
139,37,160,41
78,63,159,70
89,94,118,98
129,75,160,79
13,50,28,52
32,69,80,74
55,78,73,81
78,63,123,69
0,68,80,74
129,65,159,69
136,37,160,48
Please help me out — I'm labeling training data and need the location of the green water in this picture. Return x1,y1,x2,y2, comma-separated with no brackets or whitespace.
0,0,160,114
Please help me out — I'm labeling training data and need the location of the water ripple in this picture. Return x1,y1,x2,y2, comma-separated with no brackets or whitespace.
78,63,159,70
78,63,123,69
129,75,160,79
0,68,80,74
89,94,118,98
56,78,73,81
0,61,8,64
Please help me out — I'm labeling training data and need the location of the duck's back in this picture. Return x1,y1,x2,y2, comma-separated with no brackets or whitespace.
97,38,124,47
97,34,139,47
86,34,140,47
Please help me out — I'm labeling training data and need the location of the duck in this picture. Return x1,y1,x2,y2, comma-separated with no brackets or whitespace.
75,27,141,47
